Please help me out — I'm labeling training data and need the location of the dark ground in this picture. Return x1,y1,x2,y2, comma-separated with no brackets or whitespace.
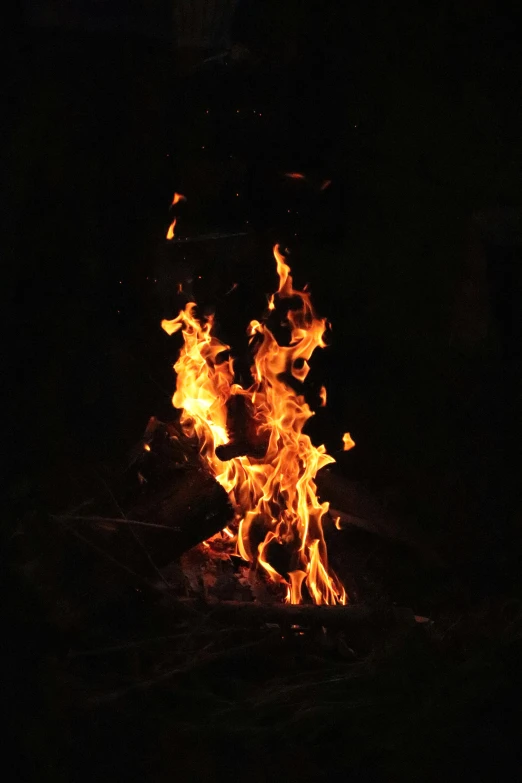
5,3,522,780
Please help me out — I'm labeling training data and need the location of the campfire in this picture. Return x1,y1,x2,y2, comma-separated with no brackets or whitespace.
162,243,353,605
40,235,421,633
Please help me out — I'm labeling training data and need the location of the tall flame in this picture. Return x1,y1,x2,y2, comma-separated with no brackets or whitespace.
166,218,177,240
162,245,347,605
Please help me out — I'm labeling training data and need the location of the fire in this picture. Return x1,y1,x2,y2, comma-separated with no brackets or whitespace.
171,192,186,206
162,245,347,605
342,432,356,451
166,218,177,240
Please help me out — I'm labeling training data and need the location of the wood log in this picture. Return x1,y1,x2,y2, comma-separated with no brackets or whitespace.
178,599,418,629
215,394,268,461
317,469,441,565
128,466,233,562
55,418,234,577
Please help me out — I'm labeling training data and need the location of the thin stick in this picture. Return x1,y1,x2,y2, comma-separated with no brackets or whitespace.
69,626,237,658
94,470,173,591
88,634,278,706
69,634,190,657
51,515,142,581
52,514,178,532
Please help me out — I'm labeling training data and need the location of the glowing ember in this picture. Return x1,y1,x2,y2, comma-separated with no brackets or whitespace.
162,245,348,605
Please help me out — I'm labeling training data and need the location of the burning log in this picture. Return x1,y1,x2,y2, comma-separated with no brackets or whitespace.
54,473,232,578
161,245,350,605
215,394,268,461
125,468,232,564
55,418,234,578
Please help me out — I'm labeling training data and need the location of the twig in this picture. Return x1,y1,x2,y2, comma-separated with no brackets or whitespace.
166,231,248,244
88,633,278,706
51,514,142,581
51,514,179,532
94,470,173,591
69,627,238,658
60,497,96,517
68,634,190,657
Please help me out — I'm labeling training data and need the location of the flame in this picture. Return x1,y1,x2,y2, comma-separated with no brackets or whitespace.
320,179,332,191
342,432,356,451
319,386,327,407
166,218,177,240
171,192,186,206
284,172,306,180
162,245,347,605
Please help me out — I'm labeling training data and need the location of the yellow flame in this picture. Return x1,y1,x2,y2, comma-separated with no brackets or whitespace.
166,218,177,240
162,245,347,605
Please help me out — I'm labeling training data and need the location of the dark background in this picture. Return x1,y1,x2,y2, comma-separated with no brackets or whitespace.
8,0,522,577
5,2,522,779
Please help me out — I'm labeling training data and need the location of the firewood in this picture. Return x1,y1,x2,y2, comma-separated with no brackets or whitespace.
55,419,234,577
215,394,268,461
127,466,233,562
52,470,232,589
177,599,417,629
317,469,441,565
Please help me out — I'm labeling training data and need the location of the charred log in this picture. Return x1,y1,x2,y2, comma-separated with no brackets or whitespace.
177,599,418,629
215,394,269,461
53,418,234,578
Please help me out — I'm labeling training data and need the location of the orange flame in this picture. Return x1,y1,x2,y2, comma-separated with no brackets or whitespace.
171,192,186,206
284,172,306,180
319,386,327,407
342,432,356,451
166,218,177,240
162,245,347,605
